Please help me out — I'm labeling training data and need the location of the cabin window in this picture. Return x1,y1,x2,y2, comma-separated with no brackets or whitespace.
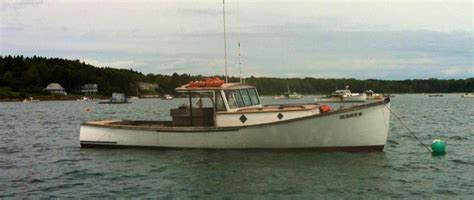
240,89,252,106
232,90,245,107
247,88,260,105
216,92,226,111
224,88,259,109
224,90,238,109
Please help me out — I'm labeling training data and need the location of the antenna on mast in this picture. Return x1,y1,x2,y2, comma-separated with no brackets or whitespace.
222,0,228,83
238,42,242,83
237,0,242,83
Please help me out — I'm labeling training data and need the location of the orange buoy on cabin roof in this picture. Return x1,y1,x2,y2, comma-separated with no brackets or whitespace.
187,77,225,88
319,105,331,113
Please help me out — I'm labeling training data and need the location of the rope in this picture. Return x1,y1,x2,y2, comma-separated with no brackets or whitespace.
385,104,432,153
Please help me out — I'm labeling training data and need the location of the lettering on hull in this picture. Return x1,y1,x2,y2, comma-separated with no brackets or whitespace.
340,112,362,120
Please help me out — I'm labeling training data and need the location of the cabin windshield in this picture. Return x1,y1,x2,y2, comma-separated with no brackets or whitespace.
216,92,226,111
247,88,260,105
224,88,260,109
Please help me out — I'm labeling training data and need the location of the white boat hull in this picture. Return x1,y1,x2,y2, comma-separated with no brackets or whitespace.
80,101,390,151
461,94,474,98
317,93,367,102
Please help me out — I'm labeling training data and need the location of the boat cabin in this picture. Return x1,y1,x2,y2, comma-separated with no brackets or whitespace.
172,82,319,127
171,83,261,126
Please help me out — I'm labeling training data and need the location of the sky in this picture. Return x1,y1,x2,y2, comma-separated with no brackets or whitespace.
0,0,472,80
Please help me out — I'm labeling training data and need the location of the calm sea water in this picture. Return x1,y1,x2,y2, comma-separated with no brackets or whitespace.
1,94,473,198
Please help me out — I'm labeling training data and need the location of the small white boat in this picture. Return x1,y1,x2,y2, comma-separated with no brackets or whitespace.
80,82,391,151
365,90,383,100
162,94,173,100
23,97,40,103
77,96,89,101
273,87,303,99
315,86,367,102
461,93,474,98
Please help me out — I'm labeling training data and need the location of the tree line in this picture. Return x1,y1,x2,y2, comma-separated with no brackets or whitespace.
0,55,472,99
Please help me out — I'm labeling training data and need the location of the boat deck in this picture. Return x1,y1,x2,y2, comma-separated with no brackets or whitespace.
230,104,319,113
84,104,320,129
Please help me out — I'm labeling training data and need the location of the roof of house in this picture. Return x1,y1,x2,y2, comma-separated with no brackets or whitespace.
45,83,65,90
82,84,98,89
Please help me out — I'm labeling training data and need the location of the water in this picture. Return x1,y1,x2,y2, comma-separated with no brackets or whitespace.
1,94,473,198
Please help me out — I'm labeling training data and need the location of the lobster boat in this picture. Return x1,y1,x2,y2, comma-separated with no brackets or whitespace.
80,78,391,151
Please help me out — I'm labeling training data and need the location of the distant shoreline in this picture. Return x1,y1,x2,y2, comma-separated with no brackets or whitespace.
1,56,473,98
2,92,471,102
0,94,104,102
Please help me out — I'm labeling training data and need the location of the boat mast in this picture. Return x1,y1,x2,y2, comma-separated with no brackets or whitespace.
237,0,242,83
222,0,228,83
238,42,242,83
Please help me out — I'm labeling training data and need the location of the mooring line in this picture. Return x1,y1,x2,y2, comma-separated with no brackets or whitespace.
384,104,432,153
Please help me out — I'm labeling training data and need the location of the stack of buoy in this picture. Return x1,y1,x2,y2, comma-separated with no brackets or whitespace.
319,105,331,113
188,77,225,88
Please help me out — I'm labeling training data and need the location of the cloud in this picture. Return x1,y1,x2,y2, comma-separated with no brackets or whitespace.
80,58,146,69
0,0,46,11
1,1,472,80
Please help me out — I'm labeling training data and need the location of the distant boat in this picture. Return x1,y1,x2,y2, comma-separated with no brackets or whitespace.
162,94,173,100
461,93,474,98
315,86,366,102
99,93,131,104
273,86,303,99
365,89,383,100
77,96,89,101
428,94,443,97
23,97,40,103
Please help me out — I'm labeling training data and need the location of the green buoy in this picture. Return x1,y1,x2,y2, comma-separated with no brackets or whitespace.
431,139,446,155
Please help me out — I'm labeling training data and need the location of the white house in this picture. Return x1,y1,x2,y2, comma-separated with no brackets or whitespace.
81,84,98,95
45,83,67,95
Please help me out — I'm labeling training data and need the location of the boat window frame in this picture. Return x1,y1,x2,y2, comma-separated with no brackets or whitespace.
232,90,245,108
220,87,262,111
247,88,260,105
224,90,239,109
215,91,226,111
240,89,252,107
